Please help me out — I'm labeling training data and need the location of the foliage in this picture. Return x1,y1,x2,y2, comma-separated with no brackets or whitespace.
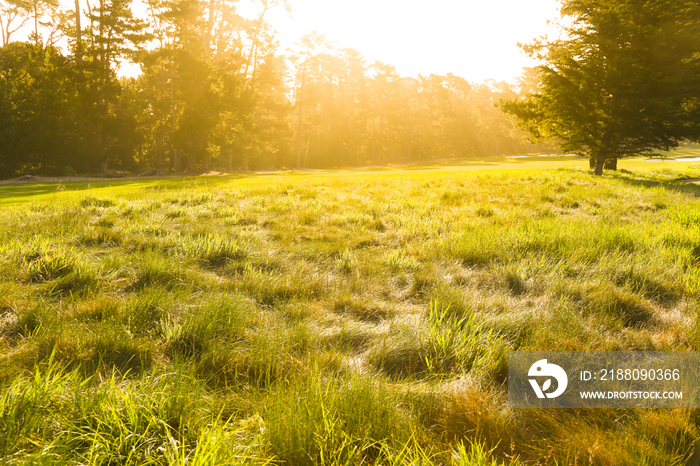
0,0,543,178
502,0,700,175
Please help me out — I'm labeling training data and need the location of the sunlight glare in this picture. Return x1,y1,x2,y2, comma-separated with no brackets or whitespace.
238,0,562,83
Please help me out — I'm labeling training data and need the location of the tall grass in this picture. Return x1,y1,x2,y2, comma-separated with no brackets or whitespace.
177,233,250,266
1,166,700,465
263,370,416,466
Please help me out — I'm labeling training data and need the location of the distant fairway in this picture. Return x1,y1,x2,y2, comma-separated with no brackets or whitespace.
2,160,700,465
2,146,700,207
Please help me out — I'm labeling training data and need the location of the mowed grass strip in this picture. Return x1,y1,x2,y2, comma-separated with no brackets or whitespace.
1,165,700,465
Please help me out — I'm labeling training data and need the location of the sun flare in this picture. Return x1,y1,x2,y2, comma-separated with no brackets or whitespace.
237,0,561,82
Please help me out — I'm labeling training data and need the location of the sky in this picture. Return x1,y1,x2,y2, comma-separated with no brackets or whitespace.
237,0,562,83
46,0,563,83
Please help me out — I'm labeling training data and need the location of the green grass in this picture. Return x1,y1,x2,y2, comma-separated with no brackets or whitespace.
2,162,700,465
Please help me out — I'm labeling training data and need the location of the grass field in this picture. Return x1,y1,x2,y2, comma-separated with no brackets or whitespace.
2,158,700,465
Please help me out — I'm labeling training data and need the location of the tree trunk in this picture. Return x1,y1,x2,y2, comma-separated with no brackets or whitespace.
202,150,210,173
594,152,606,176
225,147,233,173
295,67,306,169
303,133,310,168
187,136,196,172
204,0,215,53
591,155,617,172
172,149,181,173
33,0,38,46
155,136,164,171
244,2,268,84
75,0,82,64
170,65,177,172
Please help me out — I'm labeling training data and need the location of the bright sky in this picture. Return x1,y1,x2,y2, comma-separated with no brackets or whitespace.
45,0,562,82
238,0,562,83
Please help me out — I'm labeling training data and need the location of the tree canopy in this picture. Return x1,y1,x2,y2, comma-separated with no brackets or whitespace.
0,0,552,178
502,0,700,175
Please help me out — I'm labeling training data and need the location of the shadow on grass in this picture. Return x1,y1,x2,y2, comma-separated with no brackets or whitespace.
0,175,259,205
3,159,698,206
605,169,700,198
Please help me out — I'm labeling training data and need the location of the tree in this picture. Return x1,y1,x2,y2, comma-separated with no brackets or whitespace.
28,0,58,46
289,31,327,168
501,0,700,175
0,0,29,46
0,42,86,175
1,0,538,178
73,0,147,171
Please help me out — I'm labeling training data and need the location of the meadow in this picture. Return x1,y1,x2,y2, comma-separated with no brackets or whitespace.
2,158,700,465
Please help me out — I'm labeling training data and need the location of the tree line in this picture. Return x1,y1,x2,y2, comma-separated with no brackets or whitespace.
0,0,545,178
